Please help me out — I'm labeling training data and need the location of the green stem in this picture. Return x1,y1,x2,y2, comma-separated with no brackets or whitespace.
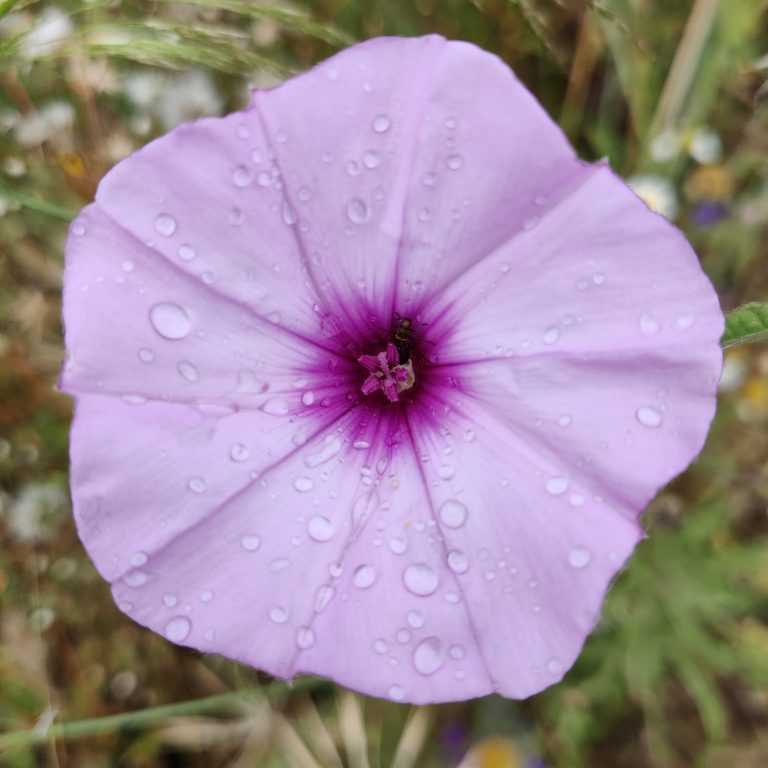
0,676,324,752
0,184,78,222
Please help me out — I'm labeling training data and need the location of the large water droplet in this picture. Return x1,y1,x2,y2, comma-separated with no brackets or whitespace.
149,303,191,340
372,115,391,133
346,197,370,224
403,563,439,596
165,616,191,642
154,213,176,236
353,565,376,588
413,637,443,675
308,516,334,541
636,405,662,428
569,547,591,569
439,499,468,528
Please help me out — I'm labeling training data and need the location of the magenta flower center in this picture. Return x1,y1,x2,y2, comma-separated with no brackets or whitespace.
358,341,416,402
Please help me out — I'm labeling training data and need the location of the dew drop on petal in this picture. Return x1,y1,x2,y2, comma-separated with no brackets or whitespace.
446,155,463,170
363,150,380,168
269,607,288,624
569,547,591,569
262,398,290,416
296,626,316,649
163,593,178,607
372,115,391,133
388,536,407,555
129,551,148,567
314,585,335,613
374,639,388,654
640,313,660,335
200,589,214,603
230,443,250,462
71,221,86,236
232,165,252,187
439,499,468,528
124,570,148,587
636,406,662,428
138,348,154,363
346,197,370,224
547,657,563,675
413,637,443,675
154,213,176,236
447,550,469,574
450,644,466,660
149,303,191,340
403,563,439,596
308,516,334,541
353,565,376,589
304,436,342,468
188,476,206,493
437,465,456,480
176,244,196,263
294,476,315,493
558,415,571,427
388,685,404,701
177,361,198,382
165,616,191,642
407,610,425,628
546,477,569,496
543,326,560,345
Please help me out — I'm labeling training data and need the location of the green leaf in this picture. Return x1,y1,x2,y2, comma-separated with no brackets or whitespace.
721,303,768,348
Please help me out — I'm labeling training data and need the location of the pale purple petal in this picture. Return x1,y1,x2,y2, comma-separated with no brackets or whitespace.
62,35,723,705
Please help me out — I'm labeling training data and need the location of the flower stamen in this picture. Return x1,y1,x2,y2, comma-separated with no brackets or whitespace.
358,342,415,402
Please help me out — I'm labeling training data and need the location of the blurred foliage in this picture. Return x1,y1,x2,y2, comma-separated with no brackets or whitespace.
1,0,768,766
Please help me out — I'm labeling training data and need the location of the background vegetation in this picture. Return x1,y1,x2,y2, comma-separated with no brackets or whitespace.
1,0,767,766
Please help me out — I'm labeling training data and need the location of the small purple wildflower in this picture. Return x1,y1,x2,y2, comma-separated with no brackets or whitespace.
61,36,723,704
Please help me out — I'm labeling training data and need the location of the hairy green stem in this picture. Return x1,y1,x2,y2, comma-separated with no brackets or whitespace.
0,677,325,752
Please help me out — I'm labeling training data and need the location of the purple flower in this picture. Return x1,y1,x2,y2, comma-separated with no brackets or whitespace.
61,36,723,704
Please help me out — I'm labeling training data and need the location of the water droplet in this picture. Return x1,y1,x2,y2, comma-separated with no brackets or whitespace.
124,569,148,587
149,303,191,340
294,476,315,493
276,129,288,144
307,516,334,542
71,221,86,236
547,657,563,674
592,273,605,285
270,558,290,573
640,313,660,335
363,150,380,168
403,563,439,596
353,565,376,588
676,314,695,329
121,259,134,273
374,639,388,654
437,465,456,480
413,637,443,675
304,436,342,468
281,201,297,225
200,589,214,603
439,499,467,528
388,536,407,555
543,326,560,345
407,610,425,628
165,616,191,642
129,551,148,567
296,626,315,649
447,550,469,574
523,216,540,231
397,628,411,644
138,348,154,363
569,493,585,507
270,607,288,624
177,244,195,262
230,443,250,462
636,406,662,428
388,684,404,701
228,207,244,225
188,476,206,493
558,415,571,427
352,440,370,450
262,398,290,416
449,644,465,660
445,155,463,170
163,593,178,607
154,213,176,236
314,584,335,613
569,547,591,569
421,172,436,187
445,116,457,129
232,165,252,187
546,477,568,495
372,115,391,133
418,207,431,222
178,361,199,382
346,197,370,224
